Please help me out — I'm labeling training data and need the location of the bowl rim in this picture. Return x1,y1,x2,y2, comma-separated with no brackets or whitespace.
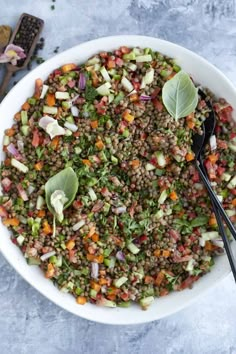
0,35,235,325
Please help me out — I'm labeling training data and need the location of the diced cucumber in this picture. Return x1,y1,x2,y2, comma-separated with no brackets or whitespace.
158,189,168,205
43,106,58,115
127,63,137,71
21,125,30,136
96,82,111,96
227,175,236,189
221,173,231,182
123,52,136,61
87,56,100,65
100,66,111,82
114,276,128,288
40,84,49,99
88,187,97,201
11,158,28,173
127,242,140,254
17,235,25,246
36,195,45,210
145,163,156,171
139,296,154,310
140,68,154,88
155,151,166,167
118,301,131,308
121,77,133,92
136,54,152,62
98,298,116,308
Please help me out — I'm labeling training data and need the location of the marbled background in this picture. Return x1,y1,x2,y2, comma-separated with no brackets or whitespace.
0,1,236,353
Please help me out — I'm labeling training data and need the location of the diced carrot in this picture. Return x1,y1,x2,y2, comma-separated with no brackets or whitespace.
42,220,52,235
14,112,21,121
34,78,43,99
186,114,195,129
162,250,171,258
22,102,30,111
73,131,80,138
123,110,134,123
45,263,55,278
37,210,46,218
61,63,77,73
32,129,40,147
208,216,217,226
3,217,20,227
107,294,116,301
129,159,140,169
66,240,75,250
160,289,169,297
204,241,218,252
90,281,101,292
99,278,108,285
34,161,44,171
166,72,176,80
87,254,95,262
93,255,104,263
154,249,161,257
5,128,15,136
82,159,92,167
232,198,236,207
95,140,105,150
51,136,60,150
185,152,195,162
88,226,96,237
169,191,178,201
155,271,165,286
208,154,218,164
76,296,87,305
46,93,56,107
90,120,98,129
91,70,99,87
91,233,99,242
129,93,139,102
120,46,131,54
107,59,116,69
4,158,11,167
144,275,154,284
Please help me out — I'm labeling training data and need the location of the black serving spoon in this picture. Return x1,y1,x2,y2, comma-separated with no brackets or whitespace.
197,89,236,281
192,97,236,241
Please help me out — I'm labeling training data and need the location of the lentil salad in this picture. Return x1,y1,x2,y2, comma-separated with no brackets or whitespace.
0,46,236,310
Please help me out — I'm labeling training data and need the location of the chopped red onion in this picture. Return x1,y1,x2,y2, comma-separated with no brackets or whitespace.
79,73,86,90
16,184,28,201
68,80,76,88
91,262,99,278
40,251,56,261
7,143,22,159
140,95,152,101
2,177,12,192
116,251,125,261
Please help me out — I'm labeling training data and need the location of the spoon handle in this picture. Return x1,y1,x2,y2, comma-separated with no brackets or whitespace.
0,68,13,96
195,161,236,241
199,159,236,281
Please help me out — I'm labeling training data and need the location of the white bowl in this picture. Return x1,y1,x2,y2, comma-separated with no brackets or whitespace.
0,35,235,325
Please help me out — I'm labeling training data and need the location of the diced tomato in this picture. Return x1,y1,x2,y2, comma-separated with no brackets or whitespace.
192,170,200,183
230,133,236,139
180,276,199,290
2,177,12,192
68,250,77,263
0,206,8,218
91,200,104,213
178,245,185,253
214,125,221,135
217,139,228,149
218,105,233,123
100,187,112,197
53,69,62,76
152,99,163,112
140,132,147,140
73,200,83,209
231,189,236,196
120,292,130,301
132,81,140,91
151,87,161,99
107,59,116,69
217,166,226,176
32,129,40,147
114,50,122,57
115,57,123,67
120,46,131,54
169,229,180,242
99,51,108,58
138,235,148,243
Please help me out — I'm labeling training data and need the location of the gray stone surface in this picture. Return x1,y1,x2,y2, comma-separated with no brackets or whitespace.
0,0,236,353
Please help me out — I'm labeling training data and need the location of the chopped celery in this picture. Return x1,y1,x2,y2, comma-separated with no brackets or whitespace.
75,287,83,296
43,106,58,115
27,257,41,266
118,301,131,308
123,52,136,61
3,135,10,146
21,111,28,125
11,158,29,173
96,82,111,96
158,190,168,204
88,187,97,201
27,97,36,105
136,54,152,62
139,296,154,309
100,66,111,82
36,195,45,210
17,235,25,246
121,77,133,92
90,289,97,299
55,91,70,100
21,125,30,136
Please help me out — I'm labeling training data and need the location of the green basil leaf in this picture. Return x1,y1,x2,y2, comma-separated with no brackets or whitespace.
190,216,208,227
45,167,79,222
162,70,198,120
